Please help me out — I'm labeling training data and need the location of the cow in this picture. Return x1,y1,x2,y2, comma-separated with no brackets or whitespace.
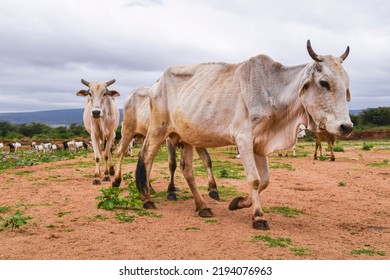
135,40,353,230
62,141,68,150
0,142,3,150
34,144,44,154
13,142,22,152
112,87,220,201
8,142,21,153
314,131,337,161
82,141,89,150
8,143,15,153
128,138,137,157
76,79,120,185
74,141,84,152
42,143,52,153
278,124,307,157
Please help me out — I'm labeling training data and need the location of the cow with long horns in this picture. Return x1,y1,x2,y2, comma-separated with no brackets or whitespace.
76,79,120,185
135,40,352,230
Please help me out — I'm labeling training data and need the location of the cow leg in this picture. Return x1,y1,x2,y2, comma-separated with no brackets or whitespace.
112,131,135,188
314,138,322,160
229,140,269,230
91,132,102,185
181,144,212,217
166,138,178,201
102,133,115,182
135,131,165,210
195,147,219,201
108,134,116,176
328,136,335,161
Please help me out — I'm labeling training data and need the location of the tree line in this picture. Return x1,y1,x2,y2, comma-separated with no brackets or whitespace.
350,107,390,128
0,122,90,141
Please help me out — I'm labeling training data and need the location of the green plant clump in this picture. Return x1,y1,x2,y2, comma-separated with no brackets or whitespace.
263,206,305,218
0,210,32,231
362,142,374,151
351,248,386,256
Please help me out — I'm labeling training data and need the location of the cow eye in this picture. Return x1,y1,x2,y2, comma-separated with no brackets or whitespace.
320,80,330,90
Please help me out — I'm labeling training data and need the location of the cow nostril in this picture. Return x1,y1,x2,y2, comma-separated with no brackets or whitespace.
340,124,353,135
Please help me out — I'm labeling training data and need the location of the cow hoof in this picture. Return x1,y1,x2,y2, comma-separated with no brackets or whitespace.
167,193,178,201
103,176,110,182
112,179,121,188
199,208,213,218
228,197,243,211
92,179,101,185
143,201,157,209
253,220,271,230
109,167,115,176
330,157,335,162
209,191,220,201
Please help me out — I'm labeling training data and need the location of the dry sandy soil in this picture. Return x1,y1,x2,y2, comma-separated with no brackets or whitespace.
0,142,389,260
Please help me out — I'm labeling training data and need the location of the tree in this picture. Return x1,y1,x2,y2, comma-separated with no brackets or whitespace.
0,121,16,138
360,107,390,126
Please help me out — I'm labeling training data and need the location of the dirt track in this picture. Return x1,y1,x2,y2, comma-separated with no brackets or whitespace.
0,142,389,260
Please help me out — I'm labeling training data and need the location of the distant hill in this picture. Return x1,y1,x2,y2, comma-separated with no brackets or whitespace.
0,109,123,126
0,108,362,126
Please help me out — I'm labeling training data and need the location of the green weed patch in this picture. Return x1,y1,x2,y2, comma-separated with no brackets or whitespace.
263,206,305,218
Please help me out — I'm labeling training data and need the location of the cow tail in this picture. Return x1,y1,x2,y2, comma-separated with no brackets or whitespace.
135,151,148,197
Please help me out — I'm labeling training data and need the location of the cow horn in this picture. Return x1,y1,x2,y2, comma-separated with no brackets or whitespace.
81,79,90,87
105,79,116,87
306,40,322,62
340,46,350,61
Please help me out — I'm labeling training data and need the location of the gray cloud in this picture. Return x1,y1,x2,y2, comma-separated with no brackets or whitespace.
0,0,389,112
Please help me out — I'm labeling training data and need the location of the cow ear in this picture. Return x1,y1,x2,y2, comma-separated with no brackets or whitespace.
76,90,89,97
107,90,120,97
346,88,351,102
299,79,311,96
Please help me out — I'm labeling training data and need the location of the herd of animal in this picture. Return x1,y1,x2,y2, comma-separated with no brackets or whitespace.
2,40,353,230
0,140,90,153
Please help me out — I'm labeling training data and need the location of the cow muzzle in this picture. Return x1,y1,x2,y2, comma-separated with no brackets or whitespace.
339,123,353,135
92,109,102,118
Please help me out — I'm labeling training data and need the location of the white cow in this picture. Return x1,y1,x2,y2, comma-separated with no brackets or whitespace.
35,144,44,154
13,142,22,152
67,140,76,152
42,143,52,153
135,40,353,230
76,79,120,185
278,124,307,157
0,142,3,150
128,138,137,157
112,87,219,201
74,141,84,152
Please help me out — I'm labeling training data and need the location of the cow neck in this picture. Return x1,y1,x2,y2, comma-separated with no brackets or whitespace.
252,63,309,156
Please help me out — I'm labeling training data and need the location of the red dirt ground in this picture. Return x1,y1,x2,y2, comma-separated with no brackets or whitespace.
0,144,389,260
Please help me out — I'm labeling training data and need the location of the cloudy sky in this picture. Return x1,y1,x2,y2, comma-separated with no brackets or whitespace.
0,0,389,112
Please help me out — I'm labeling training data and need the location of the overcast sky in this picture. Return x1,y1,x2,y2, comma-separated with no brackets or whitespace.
0,0,389,113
